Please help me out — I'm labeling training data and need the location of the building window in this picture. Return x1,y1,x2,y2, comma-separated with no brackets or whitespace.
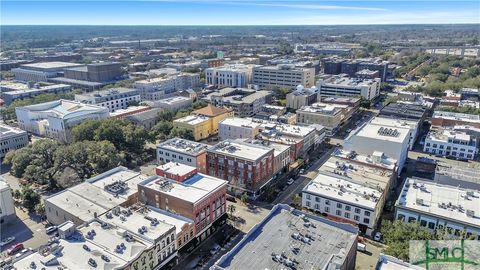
344,212,350,218
337,203,342,209
325,200,330,205
428,222,435,230
354,215,359,221
345,205,351,211
306,201,311,207
336,210,341,216
354,208,360,214
315,197,320,202
306,194,311,200
420,220,427,227
324,207,329,213
364,211,371,217
363,218,370,224
408,217,416,223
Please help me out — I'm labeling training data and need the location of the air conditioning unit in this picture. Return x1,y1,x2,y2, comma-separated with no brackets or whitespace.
466,210,475,217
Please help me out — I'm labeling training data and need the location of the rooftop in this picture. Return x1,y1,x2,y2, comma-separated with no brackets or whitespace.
155,96,191,104
379,102,426,120
75,88,138,99
0,82,71,94
16,99,108,120
193,104,231,117
20,61,84,70
211,204,357,270
376,254,425,270
318,75,379,87
396,178,480,228
298,102,347,115
98,206,175,243
221,90,272,105
0,123,27,139
352,123,410,143
174,114,210,125
157,137,210,156
370,117,419,133
208,139,273,161
139,174,227,204
432,110,480,123
219,117,261,129
144,206,193,235
426,128,475,145
304,172,384,210
156,162,197,177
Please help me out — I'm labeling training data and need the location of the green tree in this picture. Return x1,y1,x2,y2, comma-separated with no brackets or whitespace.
35,202,46,216
227,204,236,217
192,100,207,110
290,194,301,206
240,193,249,205
156,109,175,122
21,185,40,211
170,127,194,140
22,139,61,188
3,148,32,178
13,189,22,200
150,121,173,141
71,120,101,142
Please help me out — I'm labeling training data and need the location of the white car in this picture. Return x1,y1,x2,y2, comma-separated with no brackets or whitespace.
374,232,382,242
286,179,294,185
299,169,305,174
45,226,58,234
0,237,15,247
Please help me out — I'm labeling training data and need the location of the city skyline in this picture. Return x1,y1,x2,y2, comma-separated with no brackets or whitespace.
2,0,479,25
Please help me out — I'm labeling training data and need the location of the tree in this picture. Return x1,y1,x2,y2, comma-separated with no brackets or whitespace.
71,120,101,142
35,202,46,216
192,100,207,110
21,185,40,211
170,127,194,140
156,109,175,122
290,194,301,206
22,139,61,188
13,189,21,200
240,193,249,205
227,204,236,217
150,121,173,141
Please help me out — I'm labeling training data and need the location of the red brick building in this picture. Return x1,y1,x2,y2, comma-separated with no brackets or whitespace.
206,140,274,197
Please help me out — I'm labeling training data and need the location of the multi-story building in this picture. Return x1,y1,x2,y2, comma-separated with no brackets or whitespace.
16,99,109,143
156,137,210,173
205,64,255,88
258,121,318,159
245,139,291,176
344,123,410,174
316,75,380,101
173,104,233,141
74,88,140,112
321,97,361,111
97,207,178,269
434,162,480,190
0,82,72,105
204,88,272,117
155,162,198,182
44,167,149,226
431,110,480,129
370,116,420,150
252,65,315,89
206,139,275,197
134,73,200,101
12,61,84,82
211,204,358,270
200,58,225,68
379,102,427,122
138,172,228,242
126,107,163,129
296,102,353,136
218,117,261,140
0,179,16,224
423,127,477,160
395,178,480,239
151,96,192,111
322,58,390,81
63,62,123,82
286,85,318,110
0,123,29,160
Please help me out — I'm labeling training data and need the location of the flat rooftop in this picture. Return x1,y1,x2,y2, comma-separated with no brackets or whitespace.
222,90,271,104
304,172,383,210
353,123,410,143
298,102,347,115
174,114,210,125
76,87,138,98
46,190,110,223
157,137,210,156
427,128,475,145
156,162,196,176
79,220,148,262
156,96,191,104
140,174,227,204
145,206,193,235
432,110,480,123
212,204,357,270
370,116,419,131
396,178,480,228
98,206,175,243
376,254,425,270
20,61,84,70
0,123,27,138
260,121,315,137
319,75,379,87
208,139,273,161
219,117,261,129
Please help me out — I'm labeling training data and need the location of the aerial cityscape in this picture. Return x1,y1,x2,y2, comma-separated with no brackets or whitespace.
1,1,480,270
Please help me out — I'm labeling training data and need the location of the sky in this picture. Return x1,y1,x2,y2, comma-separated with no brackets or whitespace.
1,0,479,25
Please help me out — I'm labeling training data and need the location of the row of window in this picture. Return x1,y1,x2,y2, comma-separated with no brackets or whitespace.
305,201,371,224
304,194,371,216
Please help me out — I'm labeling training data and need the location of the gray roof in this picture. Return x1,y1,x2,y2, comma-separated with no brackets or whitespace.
127,108,162,122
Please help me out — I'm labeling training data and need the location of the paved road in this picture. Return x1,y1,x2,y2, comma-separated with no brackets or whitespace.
273,146,336,205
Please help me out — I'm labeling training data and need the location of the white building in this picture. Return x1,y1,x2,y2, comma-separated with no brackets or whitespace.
395,178,480,239
205,64,255,88
302,149,396,233
150,96,192,111
218,117,261,140
74,88,140,112
286,85,318,110
156,137,210,173
12,61,84,82
16,99,109,143
424,128,477,160
344,123,410,174
0,82,72,105
316,75,380,101
0,179,16,224
0,123,29,159
133,73,200,101
252,65,315,89
370,116,420,150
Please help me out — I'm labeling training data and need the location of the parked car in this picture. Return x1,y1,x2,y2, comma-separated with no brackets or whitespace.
0,237,15,247
374,232,382,242
299,169,305,174
7,243,24,255
357,243,366,252
210,244,221,255
286,178,294,185
46,226,58,234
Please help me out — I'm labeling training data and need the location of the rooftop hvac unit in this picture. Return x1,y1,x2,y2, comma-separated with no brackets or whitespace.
466,210,475,217
416,198,424,205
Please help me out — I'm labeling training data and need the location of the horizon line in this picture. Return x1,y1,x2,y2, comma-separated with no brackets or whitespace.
3,23,480,26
